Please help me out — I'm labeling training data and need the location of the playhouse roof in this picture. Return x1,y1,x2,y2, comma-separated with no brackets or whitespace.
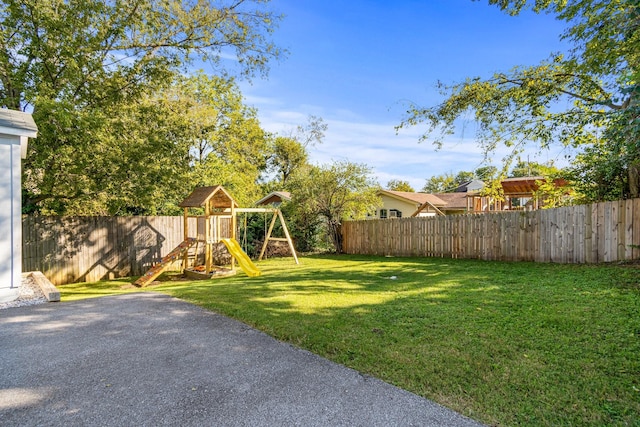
179,186,238,209
255,191,291,206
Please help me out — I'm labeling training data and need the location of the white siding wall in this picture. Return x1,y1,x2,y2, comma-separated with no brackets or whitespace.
0,136,21,302
377,194,440,218
377,195,437,218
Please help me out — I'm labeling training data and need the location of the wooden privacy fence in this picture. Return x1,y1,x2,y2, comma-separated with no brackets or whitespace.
22,215,229,286
342,198,640,263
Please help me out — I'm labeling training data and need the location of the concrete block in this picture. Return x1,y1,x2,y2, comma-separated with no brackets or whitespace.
29,271,60,302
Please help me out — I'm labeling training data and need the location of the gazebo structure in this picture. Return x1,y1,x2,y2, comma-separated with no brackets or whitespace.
466,176,568,212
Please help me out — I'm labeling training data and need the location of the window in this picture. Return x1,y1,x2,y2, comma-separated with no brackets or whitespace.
390,209,402,218
380,209,387,219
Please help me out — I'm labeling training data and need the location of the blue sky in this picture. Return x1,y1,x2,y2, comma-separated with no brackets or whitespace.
238,0,575,191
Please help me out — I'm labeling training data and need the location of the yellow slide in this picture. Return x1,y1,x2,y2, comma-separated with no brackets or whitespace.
221,238,261,277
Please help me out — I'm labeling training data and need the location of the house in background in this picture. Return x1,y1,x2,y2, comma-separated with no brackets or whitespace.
0,109,38,302
392,176,568,218
424,192,470,215
410,180,483,217
467,176,568,212
375,190,446,218
255,191,291,207
454,179,485,193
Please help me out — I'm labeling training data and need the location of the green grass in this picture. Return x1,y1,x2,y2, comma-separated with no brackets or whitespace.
59,255,640,426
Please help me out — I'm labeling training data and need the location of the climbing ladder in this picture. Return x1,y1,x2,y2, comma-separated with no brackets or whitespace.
133,238,197,287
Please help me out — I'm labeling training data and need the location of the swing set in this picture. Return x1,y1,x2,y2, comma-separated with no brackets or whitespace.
177,186,297,280
236,207,299,264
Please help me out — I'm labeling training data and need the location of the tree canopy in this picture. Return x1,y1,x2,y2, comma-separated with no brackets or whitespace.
23,72,271,214
287,161,380,253
268,115,327,185
399,0,639,201
422,169,489,193
423,173,466,193
386,179,415,192
2,0,283,214
0,0,283,111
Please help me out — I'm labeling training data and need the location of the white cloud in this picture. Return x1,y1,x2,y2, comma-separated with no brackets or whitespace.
256,110,490,185
250,99,575,191
243,94,283,107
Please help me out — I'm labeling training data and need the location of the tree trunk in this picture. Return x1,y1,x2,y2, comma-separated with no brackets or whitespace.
328,219,343,253
629,161,640,199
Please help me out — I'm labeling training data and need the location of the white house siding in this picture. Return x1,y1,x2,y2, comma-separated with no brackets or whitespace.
377,195,437,218
416,210,438,217
0,137,21,302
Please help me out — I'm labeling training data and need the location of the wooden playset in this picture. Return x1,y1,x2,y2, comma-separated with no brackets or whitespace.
134,186,297,287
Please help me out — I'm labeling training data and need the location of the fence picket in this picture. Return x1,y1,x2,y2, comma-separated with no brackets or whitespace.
341,198,640,265
625,199,634,260
21,198,640,286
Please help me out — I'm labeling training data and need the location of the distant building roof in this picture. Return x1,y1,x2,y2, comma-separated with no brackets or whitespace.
255,191,291,206
379,190,446,207
454,180,484,193
432,192,468,210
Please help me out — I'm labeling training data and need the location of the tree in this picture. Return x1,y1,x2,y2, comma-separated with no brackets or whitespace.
268,115,327,185
534,175,577,208
399,0,639,201
171,73,270,207
1,0,283,213
261,116,328,251
422,170,476,193
21,92,195,214
1,0,283,111
292,115,328,148
23,73,270,214
455,170,476,184
474,166,497,181
270,137,308,184
566,141,627,202
422,173,458,193
287,162,380,253
509,159,555,177
386,180,415,192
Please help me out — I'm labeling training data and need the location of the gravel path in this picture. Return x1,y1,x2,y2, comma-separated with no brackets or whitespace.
0,276,48,310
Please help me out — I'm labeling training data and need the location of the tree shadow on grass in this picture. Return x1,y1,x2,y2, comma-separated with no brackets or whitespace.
156,254,640,427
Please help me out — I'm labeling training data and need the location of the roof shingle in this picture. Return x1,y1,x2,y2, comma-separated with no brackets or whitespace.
380,190,446,206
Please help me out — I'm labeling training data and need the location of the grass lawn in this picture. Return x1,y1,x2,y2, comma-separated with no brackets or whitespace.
60,255,640,426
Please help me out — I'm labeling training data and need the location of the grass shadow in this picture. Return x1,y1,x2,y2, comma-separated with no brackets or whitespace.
59,254,640,426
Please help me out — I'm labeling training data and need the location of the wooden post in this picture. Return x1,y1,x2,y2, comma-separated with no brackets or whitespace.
278,209,299,264
230,205,236,271
259,211,279,261
205,202,212,273
182,207,189,271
